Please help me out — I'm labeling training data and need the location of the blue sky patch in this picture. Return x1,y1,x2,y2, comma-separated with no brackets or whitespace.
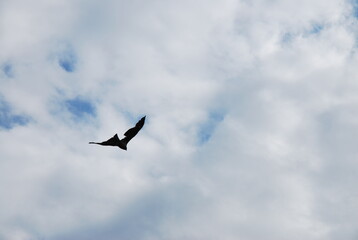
353,0,358,18
65,97,95,119
281,32,294,44
309,23,324,34
58,47,77,72
0,99,29,129
1,62,14,78
198,111,225,144
282,23,324,45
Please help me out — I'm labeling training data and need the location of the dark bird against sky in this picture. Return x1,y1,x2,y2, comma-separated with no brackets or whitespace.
89,116,146,150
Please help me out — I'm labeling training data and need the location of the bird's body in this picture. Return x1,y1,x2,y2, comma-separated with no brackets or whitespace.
89,133,128,150
89,116,146,151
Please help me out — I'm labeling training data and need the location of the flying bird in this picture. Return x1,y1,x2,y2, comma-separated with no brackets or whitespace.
89,116,146,150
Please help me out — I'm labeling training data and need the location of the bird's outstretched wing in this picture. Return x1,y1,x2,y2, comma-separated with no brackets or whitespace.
89,134,121,146
122,116,146,144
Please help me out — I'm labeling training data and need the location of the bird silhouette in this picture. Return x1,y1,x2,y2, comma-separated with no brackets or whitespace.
89,116,146,150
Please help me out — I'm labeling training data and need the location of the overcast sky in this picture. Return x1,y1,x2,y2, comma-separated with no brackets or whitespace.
1,0,358,239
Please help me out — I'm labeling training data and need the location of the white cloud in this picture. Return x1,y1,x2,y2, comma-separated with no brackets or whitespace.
1,0,358,239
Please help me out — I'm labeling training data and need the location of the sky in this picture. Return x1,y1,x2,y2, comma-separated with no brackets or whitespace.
1,0,358,239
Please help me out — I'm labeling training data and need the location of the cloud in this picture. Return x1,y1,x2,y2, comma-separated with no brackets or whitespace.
1,0,358,239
